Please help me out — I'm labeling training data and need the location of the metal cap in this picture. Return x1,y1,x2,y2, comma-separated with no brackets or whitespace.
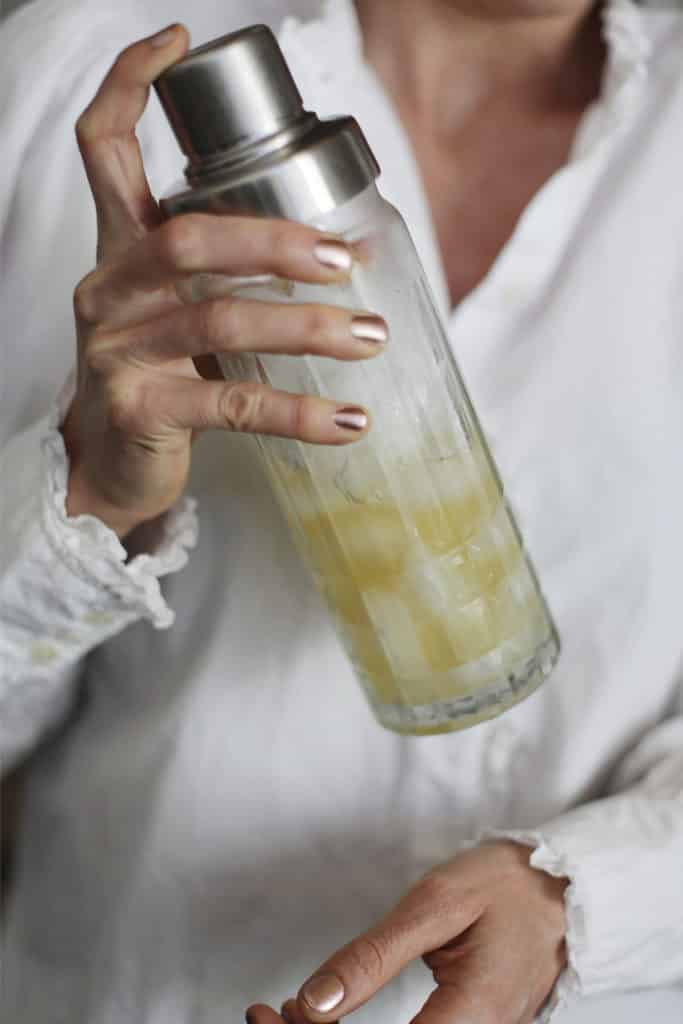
155,25,306,167
154,24,380,223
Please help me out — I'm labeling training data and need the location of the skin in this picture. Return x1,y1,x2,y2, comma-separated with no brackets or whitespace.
62,2,605,1020
63,26,383,538
355,0,606,304
249,842,568,1024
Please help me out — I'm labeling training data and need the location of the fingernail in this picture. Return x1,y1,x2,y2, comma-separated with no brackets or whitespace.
150,24,179,48
301,974,345,1013
314,241,353,273
334,407,368,432
350,315,389,346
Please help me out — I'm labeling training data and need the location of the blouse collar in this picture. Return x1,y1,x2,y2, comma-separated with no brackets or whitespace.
597,0,652,142
278,0,653,319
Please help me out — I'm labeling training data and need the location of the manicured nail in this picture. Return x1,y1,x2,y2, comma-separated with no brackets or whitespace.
301,974,345,1013
150,24,179,48
334,407,367,432
314,241,353,273
350,315,389,345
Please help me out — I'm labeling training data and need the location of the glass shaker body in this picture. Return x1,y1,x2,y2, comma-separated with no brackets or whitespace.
183,184,560,734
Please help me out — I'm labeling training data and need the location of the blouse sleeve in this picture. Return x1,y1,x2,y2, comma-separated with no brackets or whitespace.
0,385,197,773
490,670,683,1020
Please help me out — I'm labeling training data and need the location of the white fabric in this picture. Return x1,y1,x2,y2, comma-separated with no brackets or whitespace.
1,2,682,1023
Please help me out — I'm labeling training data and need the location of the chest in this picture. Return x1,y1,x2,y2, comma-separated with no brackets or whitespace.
405,106,588,309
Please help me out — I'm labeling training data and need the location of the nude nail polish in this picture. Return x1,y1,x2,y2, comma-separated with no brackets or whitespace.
314,241,353,273
300,974,345,1014
333,407,368,432
350,315,389,345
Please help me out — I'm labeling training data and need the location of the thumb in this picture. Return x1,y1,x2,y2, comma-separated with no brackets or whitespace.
297,878,481,1021
75,23,190,257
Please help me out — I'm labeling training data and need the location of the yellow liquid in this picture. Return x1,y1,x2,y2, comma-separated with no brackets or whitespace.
270,453,551,732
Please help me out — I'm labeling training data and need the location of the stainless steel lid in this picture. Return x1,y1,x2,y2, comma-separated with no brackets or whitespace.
154,24,380,223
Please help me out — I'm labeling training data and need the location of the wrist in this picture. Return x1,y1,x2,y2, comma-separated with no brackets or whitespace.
65,463,146,540
489,840,569,950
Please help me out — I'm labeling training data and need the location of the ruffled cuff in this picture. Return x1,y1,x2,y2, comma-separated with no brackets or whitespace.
41,408,198,629
478,828,582,1023
482,793,683,1021
1,401,198,684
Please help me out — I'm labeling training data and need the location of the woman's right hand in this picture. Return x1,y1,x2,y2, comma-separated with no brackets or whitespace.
62,24,386,539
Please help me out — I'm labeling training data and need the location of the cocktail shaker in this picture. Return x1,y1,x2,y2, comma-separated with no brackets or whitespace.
155,25,560,734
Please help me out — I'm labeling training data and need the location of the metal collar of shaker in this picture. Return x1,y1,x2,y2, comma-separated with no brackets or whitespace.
160,117,380,223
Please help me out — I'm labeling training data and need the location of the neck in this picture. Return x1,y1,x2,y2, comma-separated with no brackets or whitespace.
354,1,607,132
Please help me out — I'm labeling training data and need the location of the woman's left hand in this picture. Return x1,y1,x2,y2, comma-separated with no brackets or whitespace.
247,840,568,1024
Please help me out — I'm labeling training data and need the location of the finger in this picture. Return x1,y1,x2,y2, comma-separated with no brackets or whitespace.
282,998,328,1024
138,376,373,445
80,216,355,323
246,1004,287,1024
76,24,190,253
297,878,482,1021
98,298,389,365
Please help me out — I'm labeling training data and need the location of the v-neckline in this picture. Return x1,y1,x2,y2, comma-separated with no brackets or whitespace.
281,0,650,330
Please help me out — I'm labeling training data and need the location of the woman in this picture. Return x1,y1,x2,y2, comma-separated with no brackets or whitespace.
1,1,682,1022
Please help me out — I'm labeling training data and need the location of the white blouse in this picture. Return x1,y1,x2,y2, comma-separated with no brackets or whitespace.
1,2,682,1023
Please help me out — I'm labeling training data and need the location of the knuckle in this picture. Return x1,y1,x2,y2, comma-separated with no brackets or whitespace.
303,306,333,349
219,381,264,433
412,870,452,907
408,869,474,927
108,43,140,89
83,330,119,375
346,934,388,983
196,299,222,350
266,221,293,268
115,41,136,70
198,298,240,350
75,43,135,144
158,215,204,270
287,393,307,439
74,110,91,146
73,275,99,326
107,376,145,435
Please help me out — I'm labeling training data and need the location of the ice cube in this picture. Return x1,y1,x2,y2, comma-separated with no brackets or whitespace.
362,590,428,683
448,648,507,696
334,503,413,586
402,546,477,610
489,562,541,641
336,621,398,706
444,594,498,662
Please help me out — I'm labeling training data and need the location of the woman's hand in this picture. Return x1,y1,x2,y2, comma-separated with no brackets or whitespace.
63,25,385,539
248,841,568,1024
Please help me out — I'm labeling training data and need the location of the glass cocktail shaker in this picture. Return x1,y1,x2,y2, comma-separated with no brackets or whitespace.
155,25,560,735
